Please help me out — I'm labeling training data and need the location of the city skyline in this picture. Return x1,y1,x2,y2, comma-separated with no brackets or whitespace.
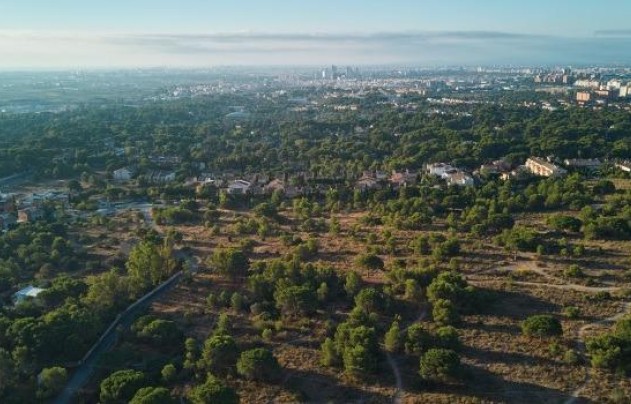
1,0,631,68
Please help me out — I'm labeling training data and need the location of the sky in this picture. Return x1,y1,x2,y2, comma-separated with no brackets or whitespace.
1,0,631,68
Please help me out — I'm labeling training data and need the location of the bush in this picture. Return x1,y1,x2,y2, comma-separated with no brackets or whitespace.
37,366,67,399
200,335,239,375
432,299,460,326
236,348,280,381
521,315,563,338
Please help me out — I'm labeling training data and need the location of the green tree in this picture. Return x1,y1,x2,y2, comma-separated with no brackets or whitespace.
432,299,460,326
210,249,249,281
344,271,362,298
274,285,316,317
161,363,177,384
320,337,339,367
200,334,239,375
384,321,402,353
130,387,174,404
99,369,147,404
37,366,67,399
236,348,280,381
188,375,238,404
419,348,461,382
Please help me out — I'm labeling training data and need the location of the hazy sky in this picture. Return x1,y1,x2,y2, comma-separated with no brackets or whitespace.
1,0,631,68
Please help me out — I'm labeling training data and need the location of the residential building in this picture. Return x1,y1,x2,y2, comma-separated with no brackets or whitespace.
446,172,475,187
525,157,567,177
13,285,45,305
146,170,176,184
426,163,456,177
18,207,45,223
563,158,602,170
616,161,631,173
227,180,252,195
113,167,136,181
389,170,418,188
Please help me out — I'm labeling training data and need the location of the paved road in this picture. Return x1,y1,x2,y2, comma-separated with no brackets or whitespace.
54,271,183,404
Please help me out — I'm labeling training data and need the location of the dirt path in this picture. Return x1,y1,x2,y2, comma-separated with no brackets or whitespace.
565,301,631,404
386,307,428,404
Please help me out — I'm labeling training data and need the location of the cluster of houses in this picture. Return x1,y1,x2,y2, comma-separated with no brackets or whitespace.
113,167,177,184
0,191,69,232
426,163,475,186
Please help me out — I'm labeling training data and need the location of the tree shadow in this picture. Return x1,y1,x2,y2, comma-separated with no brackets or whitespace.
282,367,392,403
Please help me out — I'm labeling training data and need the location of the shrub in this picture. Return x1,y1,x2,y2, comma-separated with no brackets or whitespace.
521,315,563,338
99,370,147,404
130,387,174,404
188,375,238,404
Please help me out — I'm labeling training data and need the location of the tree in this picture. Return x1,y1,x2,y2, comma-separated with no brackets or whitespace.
419,348,461,382
188,375,238,404
37,366,67,399
136,319,183,347
384,321,402,353
274,285,316,317
405,323,431,355
236,348,280,381
432,299,460,326
130,387,174,404
127,241,178,295
344,271,362,298
521,315,563,338
210,249,249,280
320,337,339,367
200,334,239,375
343,344,375,377
161,363,177,384
354,288,383,314
355,253,385,271
99,369,147,404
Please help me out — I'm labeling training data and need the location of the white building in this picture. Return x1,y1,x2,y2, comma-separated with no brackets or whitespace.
13,285,45,305
427,163,456,177
525,157,567,178
227,180,252,195
113,167,135,181
447,172,475,187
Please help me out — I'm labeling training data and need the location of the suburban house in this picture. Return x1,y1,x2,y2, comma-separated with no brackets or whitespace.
563,158,602,170
426,163,457,177
479,160,512,176
18,207,45,223
389,170,418,188
13,285,45,305
113,167,136,181
446,172,475,187
227,180,252,195
525,157,567,178
146,170,176,184
615,161,631,173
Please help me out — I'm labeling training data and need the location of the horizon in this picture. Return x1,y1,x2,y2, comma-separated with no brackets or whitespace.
2,0,631,68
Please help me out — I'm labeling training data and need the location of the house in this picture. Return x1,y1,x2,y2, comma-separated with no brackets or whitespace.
389,170,418,188
479,160,512,176
227,180,252,195
446,172,475,187
563,158,602,170
356,176,380,191
147,170,176,184
113,167,136,181
501,165,529,181
616,161,631,173
427,163,456,177
18,207,45,223
525,157,567,178
13,285,45,305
